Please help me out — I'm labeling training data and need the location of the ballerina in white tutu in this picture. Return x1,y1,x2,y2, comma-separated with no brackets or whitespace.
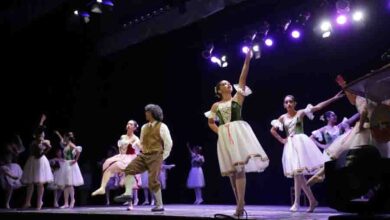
270,92,344,213
47,147,65,207
306,111,360,186
21,114,54,210
0,134,24,209
205,50,269,217
91,120,141,211
186,143,205,205
54,131,84,208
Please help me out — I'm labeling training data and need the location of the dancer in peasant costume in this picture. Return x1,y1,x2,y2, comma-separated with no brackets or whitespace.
205,50,269,217
91,120,141,210
270,92,344,212
186,143,205,205
21,114,54,210
54,131,84,208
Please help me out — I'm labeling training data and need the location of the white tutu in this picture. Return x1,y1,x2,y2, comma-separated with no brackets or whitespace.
55,160,84,187
217,120,269,176
186,167,205,188
21,155,53,184
47,160,66,190
0,163,23,190
282,134,324,178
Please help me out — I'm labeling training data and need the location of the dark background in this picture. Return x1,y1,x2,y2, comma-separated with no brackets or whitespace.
1,0,389,207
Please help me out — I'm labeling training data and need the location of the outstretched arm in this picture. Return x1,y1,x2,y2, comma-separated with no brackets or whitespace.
186,142,193,155
54,130,65,144
310,91,345,113
235,50,253,105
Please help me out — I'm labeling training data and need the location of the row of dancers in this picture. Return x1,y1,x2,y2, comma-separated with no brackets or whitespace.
0,114,205,210
1,49,389,216
204,50,389,217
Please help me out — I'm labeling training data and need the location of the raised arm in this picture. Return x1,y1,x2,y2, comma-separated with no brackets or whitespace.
309,91,345,113
54,130,65,145
39,114,47,127
186,142,193,155
235,50,253,105
14,134,25,154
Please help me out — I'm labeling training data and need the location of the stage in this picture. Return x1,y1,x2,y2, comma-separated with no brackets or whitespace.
2,204,387,220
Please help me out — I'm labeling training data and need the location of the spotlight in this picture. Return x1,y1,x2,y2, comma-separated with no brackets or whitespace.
264,38,273,47
91,4,103,13
242,46,250,54
91,0,114,14
252,44,261,59
336,15,347,25
210,55,228,68
291,30,301,39
75,11,91,23
201,43,214,59
352,11,364,22
322,31,331,38
281,19,292,32
320,20,332,32
211,56,221,65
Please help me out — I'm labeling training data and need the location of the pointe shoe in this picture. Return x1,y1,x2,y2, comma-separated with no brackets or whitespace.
5,204,10,209
127,204,134,211
133,198,139,206
290,203,300,212
306,174,324,187
60,204,69,209
91,188,106,196
307,200,318,213
150,200,155,206
70,200,75,208
233,208,245,217
22,203,31,209
37,201,43,210
54,203,59,208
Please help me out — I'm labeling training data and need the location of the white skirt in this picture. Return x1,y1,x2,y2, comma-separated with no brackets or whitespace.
282,134,324,178
55,160,84,187
186,167,205,188
217,120,269,176
0,163,23,190
324,130,353,161
21,155,53,184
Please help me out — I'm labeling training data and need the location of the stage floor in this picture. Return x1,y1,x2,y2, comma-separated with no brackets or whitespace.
0,204,344,219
